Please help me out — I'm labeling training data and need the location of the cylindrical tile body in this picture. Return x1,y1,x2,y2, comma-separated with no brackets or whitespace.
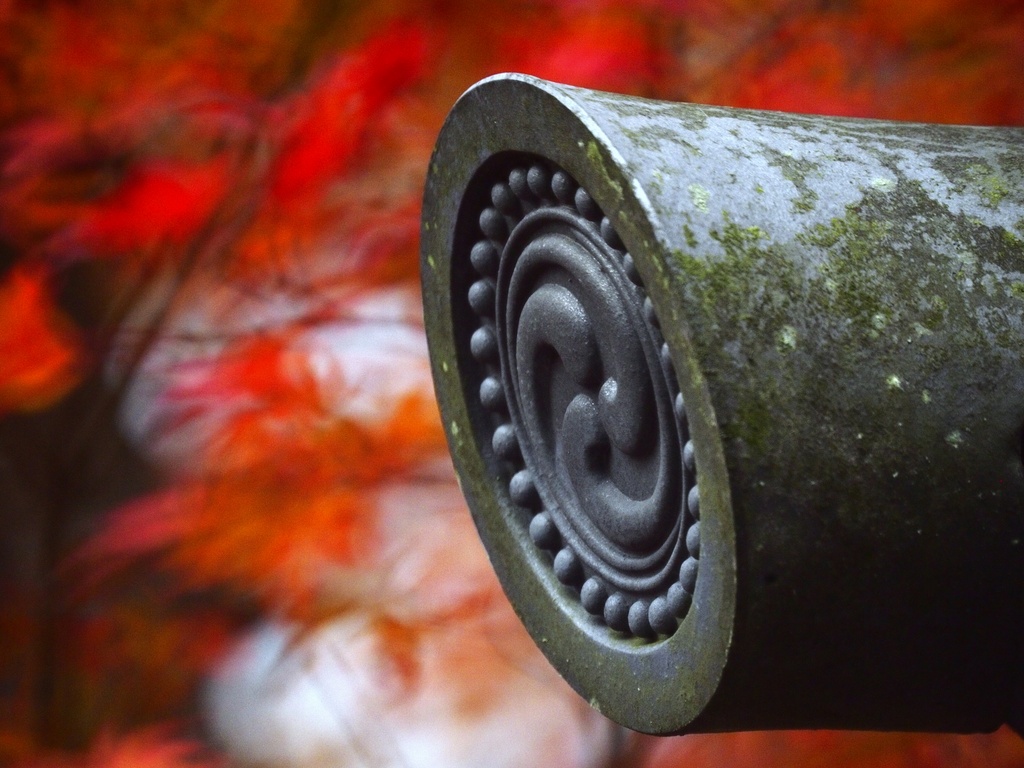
421,74,1024,735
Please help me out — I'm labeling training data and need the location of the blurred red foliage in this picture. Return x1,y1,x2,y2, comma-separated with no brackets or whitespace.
502,10,670,93
267,22,431,204
73,160,230,256
1,0,1022,766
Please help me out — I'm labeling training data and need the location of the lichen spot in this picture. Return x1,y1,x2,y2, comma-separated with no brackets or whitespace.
682,224,698,249
886,374,903,391
965,164,1009,208
776,325,798,352
652,169,665,193
585,140,623,201
688,183,710,213
946,430,964,448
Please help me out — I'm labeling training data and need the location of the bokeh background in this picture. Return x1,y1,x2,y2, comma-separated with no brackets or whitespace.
1,1,1023,766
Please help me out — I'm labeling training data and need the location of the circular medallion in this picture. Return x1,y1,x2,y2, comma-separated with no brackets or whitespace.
462,158,699,639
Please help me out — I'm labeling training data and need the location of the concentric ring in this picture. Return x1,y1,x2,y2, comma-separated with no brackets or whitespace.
463,157,699,639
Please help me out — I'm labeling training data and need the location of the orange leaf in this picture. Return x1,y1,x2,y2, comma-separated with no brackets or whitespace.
155,332,445,481
368,615,424,694
76,367,446,614
77,479,381,616
163,336,321,413
11,725,222,768
0,265,85,412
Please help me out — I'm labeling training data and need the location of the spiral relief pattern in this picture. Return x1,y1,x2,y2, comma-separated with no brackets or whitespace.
464,158,699,639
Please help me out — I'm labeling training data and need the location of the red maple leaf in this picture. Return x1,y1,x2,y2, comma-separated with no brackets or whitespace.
267,22,431,205
69,158,230,257
501,11,666,93
0,265,85,412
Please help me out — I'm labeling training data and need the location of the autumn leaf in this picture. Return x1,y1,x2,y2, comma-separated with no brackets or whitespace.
11,725,223,768
76,335,445,614
501,10,667,93
267,21,431,205
74,362,447,617
0,265,85,412
75,479,381,615
4,0,311,120
856,0,1024,50
642,727,1024,768
220,21,433,278
697,1,1024,123
66,158,230,258
158,336,322,424
153,331,445,479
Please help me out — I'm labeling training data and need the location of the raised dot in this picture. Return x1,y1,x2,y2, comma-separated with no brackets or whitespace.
661,343,673,370
679,557,699,593
509,168,530,200
623,253,642,285
491,182,519,215
551,170,577,204
527,165,550,198
554,548,583,585
479,207,507,241
575,187,601,220
479,376,505,411
628,599,655,638
683,441,696,472
597,378,619,424
581,578,608,615
674,392,685,421
687,485,700,519
644,296,659,328
470,326,498,363
667,582,693,617
470,240,500,276
600,217,623,249
686,521,701,559
509,469,540,508
604,593,630,632
529,512,559,549
468,279,496,316
492,423,519,460
648,596,678,635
